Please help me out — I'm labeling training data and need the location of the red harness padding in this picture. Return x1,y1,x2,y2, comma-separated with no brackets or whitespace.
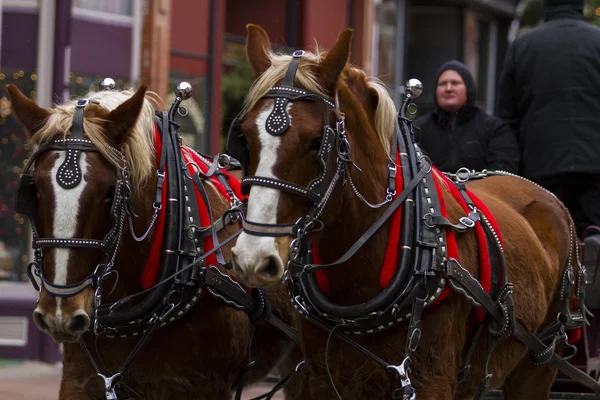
311,166,498,324
312,151,404,294
436,171,501,322
141,127,242,289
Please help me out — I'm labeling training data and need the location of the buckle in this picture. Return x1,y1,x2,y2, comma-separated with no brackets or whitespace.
456,167,471,182
292,50,305,57
76,99,89,108
459,216,475,228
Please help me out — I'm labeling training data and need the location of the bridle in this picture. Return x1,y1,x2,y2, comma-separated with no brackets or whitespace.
16,99,136,299
227,50,373,239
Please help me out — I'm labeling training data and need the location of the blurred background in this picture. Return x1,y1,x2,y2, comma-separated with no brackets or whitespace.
0,0,600,389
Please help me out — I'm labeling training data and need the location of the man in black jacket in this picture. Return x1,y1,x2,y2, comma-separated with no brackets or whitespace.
497,0,600,235
414,60,519,174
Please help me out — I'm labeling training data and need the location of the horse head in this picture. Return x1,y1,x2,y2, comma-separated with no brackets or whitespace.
229,25,396,288
8,85,155,343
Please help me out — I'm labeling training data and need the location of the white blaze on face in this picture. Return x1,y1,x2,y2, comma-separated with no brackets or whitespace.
233,103,292,273
49,151,89,316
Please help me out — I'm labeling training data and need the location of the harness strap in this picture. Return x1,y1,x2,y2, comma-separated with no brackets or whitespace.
445,258,600,394
190,172,226,266
423,213,479,233
71,99,87,139
202,266,255,311
289,164,429,274
283,50,304,86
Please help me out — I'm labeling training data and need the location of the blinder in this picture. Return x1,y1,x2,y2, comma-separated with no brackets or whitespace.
226,116,249,175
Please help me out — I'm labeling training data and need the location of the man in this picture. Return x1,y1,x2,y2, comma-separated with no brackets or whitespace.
414,60,519,174
497,0,600,235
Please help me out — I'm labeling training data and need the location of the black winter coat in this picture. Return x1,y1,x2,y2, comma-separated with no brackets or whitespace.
413,107,520,174
497,5,600,181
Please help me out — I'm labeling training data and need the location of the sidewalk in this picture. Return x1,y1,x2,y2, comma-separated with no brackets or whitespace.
0,360,283,399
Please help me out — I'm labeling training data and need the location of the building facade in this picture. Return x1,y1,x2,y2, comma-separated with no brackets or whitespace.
0,0,520,282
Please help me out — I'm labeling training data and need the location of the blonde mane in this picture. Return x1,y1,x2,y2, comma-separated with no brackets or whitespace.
243,50,397,155
33,90,161,192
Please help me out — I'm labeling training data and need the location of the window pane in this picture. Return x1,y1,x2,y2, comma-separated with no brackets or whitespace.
72,0,133,16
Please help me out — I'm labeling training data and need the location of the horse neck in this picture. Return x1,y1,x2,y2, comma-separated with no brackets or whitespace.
315,110,392,303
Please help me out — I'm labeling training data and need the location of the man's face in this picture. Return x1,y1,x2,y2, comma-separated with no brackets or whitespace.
436,70,468,113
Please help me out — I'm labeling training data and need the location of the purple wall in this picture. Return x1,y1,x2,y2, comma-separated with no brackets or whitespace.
0,10,131,78
1,12,39,71
70,17,131,78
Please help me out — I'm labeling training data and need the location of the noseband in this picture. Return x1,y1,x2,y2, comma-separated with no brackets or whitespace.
16,99,130,298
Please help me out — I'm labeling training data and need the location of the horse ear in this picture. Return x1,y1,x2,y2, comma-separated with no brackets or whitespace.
246,24,272,77
6,84,52,139
104,86,147,145
318,29,353,93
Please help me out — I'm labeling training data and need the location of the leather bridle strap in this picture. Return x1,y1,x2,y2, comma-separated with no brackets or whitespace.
241,176,321,203
242,219,297,237
33,238,109,251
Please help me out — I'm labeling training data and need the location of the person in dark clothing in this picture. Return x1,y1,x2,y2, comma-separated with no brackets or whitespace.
414,60,519,175
497,0,600,235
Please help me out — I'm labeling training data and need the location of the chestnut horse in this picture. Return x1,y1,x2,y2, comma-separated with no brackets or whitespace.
227,25,593,399
7,84,307,400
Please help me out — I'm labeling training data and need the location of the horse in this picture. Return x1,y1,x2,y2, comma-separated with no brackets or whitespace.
226,24,593,399
7,83,308,400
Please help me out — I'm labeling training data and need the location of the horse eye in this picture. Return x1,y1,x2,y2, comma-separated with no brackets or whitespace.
103,186,116,203
309,138,322,152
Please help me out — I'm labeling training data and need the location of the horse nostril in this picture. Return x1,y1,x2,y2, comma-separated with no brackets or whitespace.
33,310,50,333
257,255,283,279
68,313,90,334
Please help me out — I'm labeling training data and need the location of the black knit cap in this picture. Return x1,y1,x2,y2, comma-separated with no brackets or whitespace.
434,60,477,107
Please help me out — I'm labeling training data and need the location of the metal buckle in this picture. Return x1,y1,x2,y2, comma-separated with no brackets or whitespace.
459,216,475,228
456,167,471,182
76,99,90,108
292,50,305,57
